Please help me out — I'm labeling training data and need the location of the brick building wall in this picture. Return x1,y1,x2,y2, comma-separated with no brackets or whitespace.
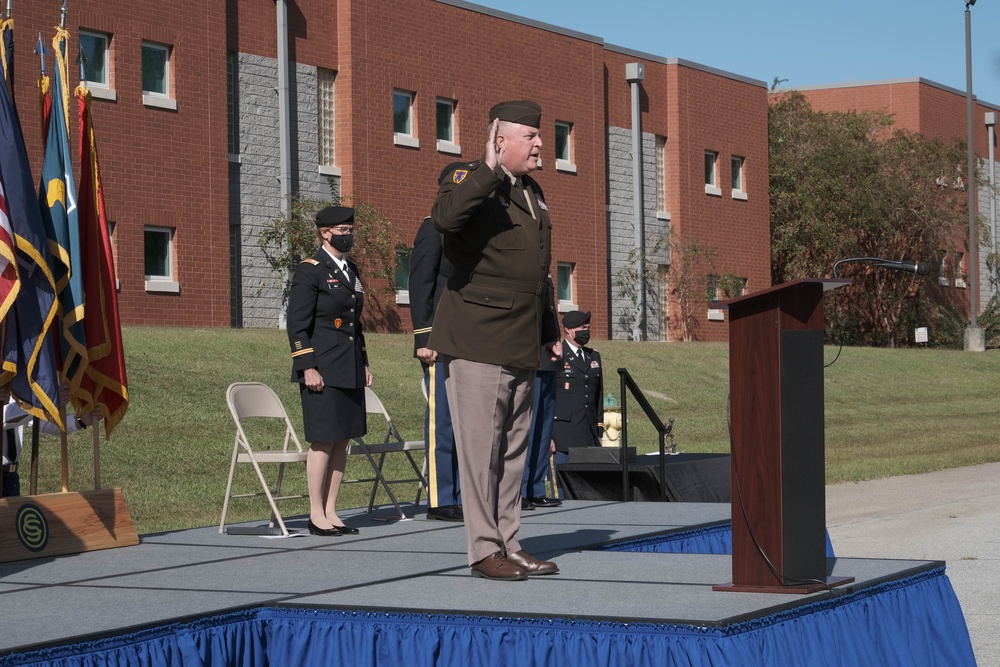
8,0,772,341
11,2,231,327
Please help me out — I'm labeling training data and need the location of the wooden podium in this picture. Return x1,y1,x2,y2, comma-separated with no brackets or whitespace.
713,279,854,594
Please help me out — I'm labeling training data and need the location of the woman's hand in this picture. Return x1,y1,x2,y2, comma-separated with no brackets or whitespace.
303,368,324,392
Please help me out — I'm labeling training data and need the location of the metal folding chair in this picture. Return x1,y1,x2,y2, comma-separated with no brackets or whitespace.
346,386,428,520
220,382,308,536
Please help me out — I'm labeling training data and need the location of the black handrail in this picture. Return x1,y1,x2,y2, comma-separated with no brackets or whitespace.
617,368,676,502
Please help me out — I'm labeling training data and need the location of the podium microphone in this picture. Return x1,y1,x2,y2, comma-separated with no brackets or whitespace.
872,260,931,276
833,256,931,279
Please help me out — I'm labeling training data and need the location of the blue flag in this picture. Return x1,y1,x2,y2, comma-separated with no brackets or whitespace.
0,24,61,427
39,28,88,403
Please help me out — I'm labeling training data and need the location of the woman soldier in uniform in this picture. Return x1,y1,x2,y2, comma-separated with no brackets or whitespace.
287,206,373,536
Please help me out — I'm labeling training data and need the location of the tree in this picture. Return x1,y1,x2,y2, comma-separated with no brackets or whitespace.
258,193,402,329
769,92,970,347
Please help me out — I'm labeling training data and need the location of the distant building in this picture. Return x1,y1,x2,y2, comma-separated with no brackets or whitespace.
790,78,1000,316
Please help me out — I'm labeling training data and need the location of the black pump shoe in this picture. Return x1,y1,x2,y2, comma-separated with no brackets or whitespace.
307,520,343,537
332,525,359,535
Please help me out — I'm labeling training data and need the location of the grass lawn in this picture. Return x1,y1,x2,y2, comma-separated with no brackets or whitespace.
24,327,1000,534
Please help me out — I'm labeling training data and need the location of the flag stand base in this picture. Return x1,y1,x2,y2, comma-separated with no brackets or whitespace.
0,488,139,563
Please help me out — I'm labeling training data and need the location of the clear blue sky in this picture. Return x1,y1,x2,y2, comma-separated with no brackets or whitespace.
471,0,1000,109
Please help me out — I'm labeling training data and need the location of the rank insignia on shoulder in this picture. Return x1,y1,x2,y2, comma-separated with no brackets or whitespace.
453,169,469,184
303,258,319,265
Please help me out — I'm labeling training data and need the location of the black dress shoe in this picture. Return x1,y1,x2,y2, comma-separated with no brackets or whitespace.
521,498,536,511
427,505,464,522
332,524,360,535
307,520,343,537
529,496,562,508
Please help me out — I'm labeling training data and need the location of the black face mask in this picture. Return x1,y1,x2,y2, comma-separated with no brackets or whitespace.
573,330,590,347
329,233,354,253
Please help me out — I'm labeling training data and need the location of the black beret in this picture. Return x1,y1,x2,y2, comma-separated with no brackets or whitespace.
315,206,354,227
563,310,591,328
489,100,541,128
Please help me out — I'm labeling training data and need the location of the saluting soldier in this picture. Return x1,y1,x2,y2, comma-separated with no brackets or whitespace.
287,205,372,537
430,100,562,581
551,310,604,494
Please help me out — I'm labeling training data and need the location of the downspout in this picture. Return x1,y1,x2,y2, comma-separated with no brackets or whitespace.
276,0,291,328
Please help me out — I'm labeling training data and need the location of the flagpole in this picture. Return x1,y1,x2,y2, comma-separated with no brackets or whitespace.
59,0,66,30
58,402,68,492
29,420,39,495
92,416,100,489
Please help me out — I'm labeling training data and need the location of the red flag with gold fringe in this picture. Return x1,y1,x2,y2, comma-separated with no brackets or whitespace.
75,86,127,437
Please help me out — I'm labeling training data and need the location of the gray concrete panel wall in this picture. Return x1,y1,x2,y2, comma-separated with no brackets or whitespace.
607,126,670,340
229,53,338,329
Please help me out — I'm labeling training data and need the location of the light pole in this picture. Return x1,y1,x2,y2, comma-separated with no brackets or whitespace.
963,0,985,351
987,111,997,266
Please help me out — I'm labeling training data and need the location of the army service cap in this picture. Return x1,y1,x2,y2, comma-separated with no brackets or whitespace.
489,100,542,128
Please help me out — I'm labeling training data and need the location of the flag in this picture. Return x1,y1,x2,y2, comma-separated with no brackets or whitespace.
0,23,61,427
0,179,20,331
38,27,89,408
0,18,16,330
1,17,13,101
76,85,128,436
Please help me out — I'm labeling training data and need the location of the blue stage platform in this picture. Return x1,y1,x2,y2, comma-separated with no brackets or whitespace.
0,501,975,666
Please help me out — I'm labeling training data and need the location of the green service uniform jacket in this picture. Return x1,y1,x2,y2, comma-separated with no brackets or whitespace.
287,250,368,388
429,161,559,369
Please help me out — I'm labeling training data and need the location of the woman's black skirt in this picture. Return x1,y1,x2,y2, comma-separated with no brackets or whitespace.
299,384,367,443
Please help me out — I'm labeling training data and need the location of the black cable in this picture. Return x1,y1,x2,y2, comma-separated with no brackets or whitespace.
727,395,832,592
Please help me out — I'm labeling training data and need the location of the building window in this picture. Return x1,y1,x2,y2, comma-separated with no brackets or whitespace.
731,156,747,200
704,150,720,196
226,52,239,159
144,226,179,293
937,249,950,287
436,98,460,155
655,136,667,216
142,41,176,110
555,121,576,173
393,89,418,148
79,30,116,102
954,252,967,288
318,68,339,175
556,262,576,312
395,246,410,305
707,275,746,321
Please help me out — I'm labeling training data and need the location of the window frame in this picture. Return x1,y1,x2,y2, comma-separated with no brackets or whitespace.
435,97,460,155
555,121,576,173
317,68,340,175
655,135,669,220
394,246,411,305
144,225,179,293
556,262,577,312
731,155,747,200
141,40,176,110
704,150,721,196
79,29,116,102
393,89,419,149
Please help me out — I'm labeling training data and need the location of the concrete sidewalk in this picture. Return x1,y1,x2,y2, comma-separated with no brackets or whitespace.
826,462,1000,667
